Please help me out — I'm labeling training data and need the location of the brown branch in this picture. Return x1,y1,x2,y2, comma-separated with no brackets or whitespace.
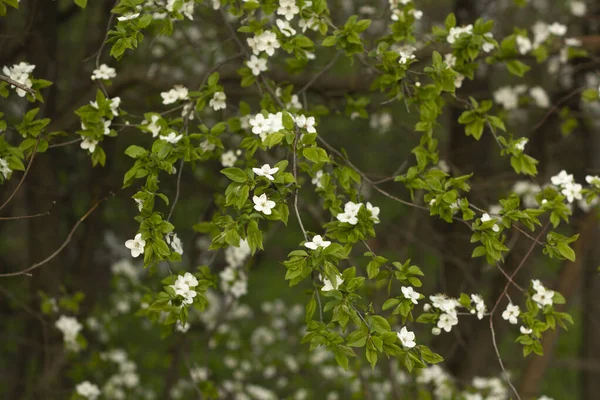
0,135,42,212
0,201,55,221
0,74,36,95
0,193,112,278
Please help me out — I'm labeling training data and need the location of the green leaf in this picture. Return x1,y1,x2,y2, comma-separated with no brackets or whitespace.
382,298,400,311
207,72,219,87
322,36,338,47
74,0,87,8
125,145,147,158
221,167,247,183
506,60,531,77
282,112,295,130
302,147,330,163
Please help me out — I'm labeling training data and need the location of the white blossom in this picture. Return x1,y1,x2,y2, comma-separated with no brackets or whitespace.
55,315,82,348
532,286,554,307
470,294,486,320
516,35,533,54
80,138,99,154
166,233,184,255
276,19,297,37
321,275,344,291
502,303,520,324
520,326,533,335
530,86,550,108
515,138,528,152
2,62,35,97
209,91,227,111
397,326,416,348
125,233,146,258
304,235,331,250
76,381,101,400
548,22,567,37
570,1,587,17
295,114,317,133
0,158,12,179
336,201,362,225
532,22,550,47
247,55,268,76
253,193,276,215
91,64,116,81
365,202,380,223
551,169,574,186
561,182,583,203
146,115,162,137
494,86,519,109
401,286,420,304
161,85,189,105
586,175,600,187
437,312,458,332
253,164,279,181
117,12,140,21
447,25,473,44
277,0,299,21
161,131,183,144
221,150,237,167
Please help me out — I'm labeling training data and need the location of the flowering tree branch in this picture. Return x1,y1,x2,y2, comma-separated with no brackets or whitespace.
0,73,36,95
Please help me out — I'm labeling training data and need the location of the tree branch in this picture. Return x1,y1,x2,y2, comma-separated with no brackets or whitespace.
0,193,113,278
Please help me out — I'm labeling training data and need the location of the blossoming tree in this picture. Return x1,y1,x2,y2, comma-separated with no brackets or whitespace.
1,0,599,399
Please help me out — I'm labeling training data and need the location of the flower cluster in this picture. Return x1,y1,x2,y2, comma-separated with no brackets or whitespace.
249,112,284,141
447,24,473,44
91,63,116,81
161,85,189,105
171,272,199,306
55,315,83,352
2,61,35,96
426,294,460,333
550,169,582,203
336,201,362,225
480,212,500,233
248,30,281,57
468,294,486,320
0,158,12,179
220,239,251,298
75,381,101,400
100,349,141,398
336,201,380,225
531,279,554,307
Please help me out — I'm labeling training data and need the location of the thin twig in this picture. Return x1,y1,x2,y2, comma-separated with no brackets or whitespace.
0,201,55,221
0,74,36,95
488,222,549,400
0,135,42,212
47,137,82,149
529,87,586,134
167,158,185,223
0,193,112,278
298,52,341,94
